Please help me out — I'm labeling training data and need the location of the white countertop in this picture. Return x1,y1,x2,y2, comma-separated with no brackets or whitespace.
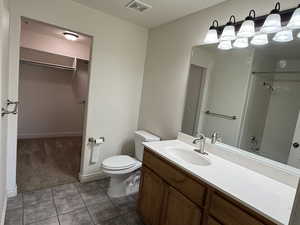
143,140,296,225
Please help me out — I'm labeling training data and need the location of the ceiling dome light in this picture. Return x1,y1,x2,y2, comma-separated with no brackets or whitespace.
238,10,256,38
63,32,79,41
233,38,249,48
220,15,236,41
251,33,268,45
260,2,281,34
218,40,232,50
204,20,219,44
287,4,300,29
273,29,293,42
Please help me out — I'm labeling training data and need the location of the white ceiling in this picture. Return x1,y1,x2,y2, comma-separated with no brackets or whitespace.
71,0,227,28
21,18,92,46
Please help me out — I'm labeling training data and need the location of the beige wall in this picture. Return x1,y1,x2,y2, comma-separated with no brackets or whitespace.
0,0,10,223
138,0,299,140
18,63,83,138
7,0,148,193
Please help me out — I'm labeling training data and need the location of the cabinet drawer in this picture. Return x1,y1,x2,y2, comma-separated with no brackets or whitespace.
210,193,275,225
143,149,206,207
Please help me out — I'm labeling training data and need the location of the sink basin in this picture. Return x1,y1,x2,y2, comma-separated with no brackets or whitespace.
164,147,211,166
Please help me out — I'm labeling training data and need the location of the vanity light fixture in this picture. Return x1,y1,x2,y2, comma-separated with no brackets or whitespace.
273,29,293,42
250,33,268,45
260,2,282,34
287,4,300,29
220,15,236,41
63,32,79,41
233,37,249,48
204,20,219,44
218,40,232,50
237,10,256,38
204,2,300,49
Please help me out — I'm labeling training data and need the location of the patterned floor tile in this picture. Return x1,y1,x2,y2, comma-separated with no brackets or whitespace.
110,196,137,215
6,194,23,210
27,216,59,225
23,188,52,207
59,208,93,225
87,200,120,224
54,192,85,215
24,200,57,224
4,208,23,225
53,183,79,198
80,188,110,206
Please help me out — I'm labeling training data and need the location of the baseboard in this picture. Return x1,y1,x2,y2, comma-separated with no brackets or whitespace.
0,194,7,225
18,132,83,139
6,186,17,198
79,171,108,183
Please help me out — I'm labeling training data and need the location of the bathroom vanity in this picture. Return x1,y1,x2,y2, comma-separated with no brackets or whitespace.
137,139,297,225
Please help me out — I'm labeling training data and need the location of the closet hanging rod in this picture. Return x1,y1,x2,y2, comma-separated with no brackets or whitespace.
20,59,75,71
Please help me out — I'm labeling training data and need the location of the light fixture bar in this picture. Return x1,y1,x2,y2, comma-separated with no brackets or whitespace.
215,5,299,35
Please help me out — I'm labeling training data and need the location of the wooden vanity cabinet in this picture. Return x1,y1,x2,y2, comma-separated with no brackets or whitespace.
160,186,202,225
138,166,165,225
138,148,277,225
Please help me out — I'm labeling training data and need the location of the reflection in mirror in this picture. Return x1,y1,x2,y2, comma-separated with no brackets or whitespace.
183,38,300,169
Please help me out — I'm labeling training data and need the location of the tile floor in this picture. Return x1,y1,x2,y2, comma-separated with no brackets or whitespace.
5,178,144,225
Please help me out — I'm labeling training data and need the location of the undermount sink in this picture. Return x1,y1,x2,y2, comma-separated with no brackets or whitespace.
164,147,211,166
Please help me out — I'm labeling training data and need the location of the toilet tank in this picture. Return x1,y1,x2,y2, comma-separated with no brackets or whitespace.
134,130,160,161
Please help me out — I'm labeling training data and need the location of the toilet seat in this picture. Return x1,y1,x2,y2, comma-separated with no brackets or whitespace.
102,155,138,170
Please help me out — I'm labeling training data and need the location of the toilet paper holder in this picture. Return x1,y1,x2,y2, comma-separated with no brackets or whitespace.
88,137,105,145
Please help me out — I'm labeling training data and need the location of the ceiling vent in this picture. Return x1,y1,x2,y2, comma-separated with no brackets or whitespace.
126,0,152,13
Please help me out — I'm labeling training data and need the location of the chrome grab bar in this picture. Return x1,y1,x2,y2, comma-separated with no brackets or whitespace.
205,110,237,120
2,99,19,117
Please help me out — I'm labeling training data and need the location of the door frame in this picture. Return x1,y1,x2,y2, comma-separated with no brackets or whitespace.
6,15,94,196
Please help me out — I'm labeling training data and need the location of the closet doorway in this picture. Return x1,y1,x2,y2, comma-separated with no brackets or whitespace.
17,18,92,192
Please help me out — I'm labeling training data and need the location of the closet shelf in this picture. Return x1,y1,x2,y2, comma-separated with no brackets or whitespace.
20,59,76,71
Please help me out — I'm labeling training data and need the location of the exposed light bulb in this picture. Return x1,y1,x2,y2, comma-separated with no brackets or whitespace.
233,38,249,48
287,6,300,29
261,2,281,34
251,34,268,45
273,29,293,42
218,40,232,50
63,32,79,41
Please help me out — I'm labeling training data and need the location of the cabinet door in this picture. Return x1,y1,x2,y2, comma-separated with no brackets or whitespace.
160,186,202,225
207,217,222,225
138,167,165,225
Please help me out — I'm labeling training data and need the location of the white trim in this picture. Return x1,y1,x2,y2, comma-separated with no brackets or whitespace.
18,132,82,139
79,171,108,183
6,186,17,198
0,194,7,225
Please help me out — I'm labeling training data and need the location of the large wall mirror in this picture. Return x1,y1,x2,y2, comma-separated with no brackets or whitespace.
182,38,300,169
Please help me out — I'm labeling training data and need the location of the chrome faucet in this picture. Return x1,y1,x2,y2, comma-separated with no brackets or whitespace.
193,133,207,155
211,132,222,144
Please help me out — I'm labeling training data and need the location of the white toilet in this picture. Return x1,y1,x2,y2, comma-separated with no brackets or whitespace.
102,130,160,198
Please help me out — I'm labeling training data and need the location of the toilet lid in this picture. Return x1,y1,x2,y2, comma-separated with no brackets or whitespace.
102,155,137,170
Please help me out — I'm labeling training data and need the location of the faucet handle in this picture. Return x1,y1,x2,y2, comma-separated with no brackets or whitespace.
195,132,206,139
211,132,222,144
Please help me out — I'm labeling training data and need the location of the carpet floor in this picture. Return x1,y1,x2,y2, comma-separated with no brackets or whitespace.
17,136,82,192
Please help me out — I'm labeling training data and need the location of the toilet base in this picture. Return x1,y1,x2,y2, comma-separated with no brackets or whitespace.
106,171,140,198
